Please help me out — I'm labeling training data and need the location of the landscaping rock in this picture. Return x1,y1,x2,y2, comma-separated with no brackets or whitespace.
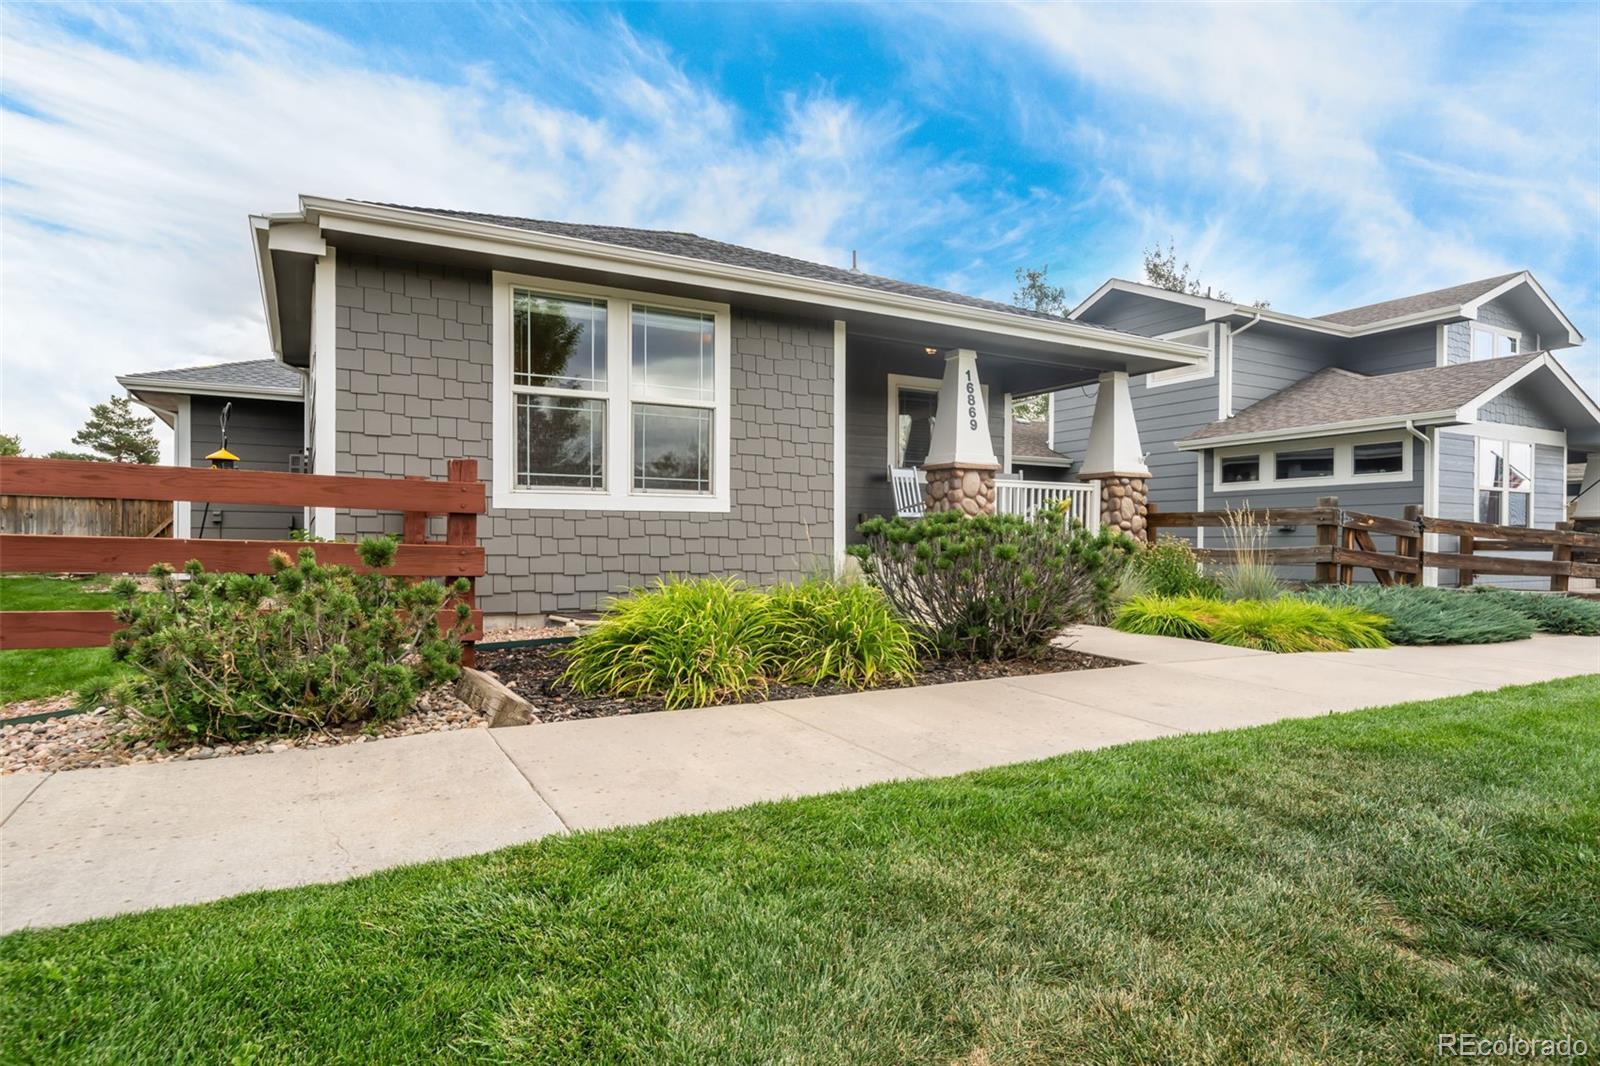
455,667,535,727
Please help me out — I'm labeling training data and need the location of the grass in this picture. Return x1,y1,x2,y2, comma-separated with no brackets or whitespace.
1112,594,1390,652
0,574,124,703
3,676,1597,1064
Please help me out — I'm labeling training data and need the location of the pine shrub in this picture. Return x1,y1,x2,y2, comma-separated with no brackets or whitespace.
109,540,470,742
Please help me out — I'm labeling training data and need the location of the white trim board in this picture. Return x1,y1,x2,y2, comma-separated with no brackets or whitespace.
490,270,733,514
173,397,192,538
310,247,338,536
832,319,847,573
1209,429,1415,492
1144,324,1214,388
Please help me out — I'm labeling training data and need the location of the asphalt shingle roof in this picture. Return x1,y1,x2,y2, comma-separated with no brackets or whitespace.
123,359,304,395
369,203,1093,328
1009,419,1072,462
1184,353,1542,442
1313,273,1521,327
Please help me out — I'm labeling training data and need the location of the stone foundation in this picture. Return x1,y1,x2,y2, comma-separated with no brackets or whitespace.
923,462,999,516
1096,475,1149,541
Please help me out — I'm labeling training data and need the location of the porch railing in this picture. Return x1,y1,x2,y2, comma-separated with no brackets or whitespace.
995,479,1100,531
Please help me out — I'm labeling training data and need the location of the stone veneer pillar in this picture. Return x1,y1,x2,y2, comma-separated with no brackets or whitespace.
1096,475,1150,540
923,462,1000,516
921,347,1000,516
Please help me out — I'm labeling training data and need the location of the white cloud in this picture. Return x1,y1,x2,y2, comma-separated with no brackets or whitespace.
0,4,971,452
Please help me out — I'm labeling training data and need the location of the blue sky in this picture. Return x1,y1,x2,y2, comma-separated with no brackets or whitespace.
2,1,1597,452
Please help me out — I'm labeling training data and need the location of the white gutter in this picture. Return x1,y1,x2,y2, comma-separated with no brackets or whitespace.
1175,409,1460,451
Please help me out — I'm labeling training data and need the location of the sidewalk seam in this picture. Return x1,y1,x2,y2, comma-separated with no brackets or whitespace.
1,771,54,828
763,705,931,779
488,729,574,834
992,678,1197,736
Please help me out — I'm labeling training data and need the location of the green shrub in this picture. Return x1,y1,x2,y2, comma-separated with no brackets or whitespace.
1299,585,1535,645
849,508,1136,660
1110,595,1217,641
1463,587,1600,636
109,540,469,742
1205,598,1389,653
560,577,776,710
767,580,923,688
1112,595,1389,653
1131,538,1221,599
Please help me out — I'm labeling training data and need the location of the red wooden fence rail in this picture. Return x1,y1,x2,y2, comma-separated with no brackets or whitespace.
0,457,486,663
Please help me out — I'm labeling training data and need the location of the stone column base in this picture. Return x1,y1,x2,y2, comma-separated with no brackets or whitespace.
923,462,999,516
1093,475,1149,541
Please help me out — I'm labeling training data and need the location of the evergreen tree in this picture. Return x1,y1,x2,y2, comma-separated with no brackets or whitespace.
69,395,160,464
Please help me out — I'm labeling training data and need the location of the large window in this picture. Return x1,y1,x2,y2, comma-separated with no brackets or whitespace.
1470,325,1520,362
493,274,730,512
1477,437,1534,526
1211,433,1411,490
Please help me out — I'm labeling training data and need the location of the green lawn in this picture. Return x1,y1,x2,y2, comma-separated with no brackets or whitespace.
2,677,1597,1063
0,575,124,703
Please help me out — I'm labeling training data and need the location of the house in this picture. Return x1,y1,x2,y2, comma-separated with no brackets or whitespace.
1053,274,1600,586
1006,415,1075,482
118,359,306,539
246,197,1203,623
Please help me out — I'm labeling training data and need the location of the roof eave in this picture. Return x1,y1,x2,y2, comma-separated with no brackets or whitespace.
117,374,305,403
288,197,1207,373
1176,410,1459,451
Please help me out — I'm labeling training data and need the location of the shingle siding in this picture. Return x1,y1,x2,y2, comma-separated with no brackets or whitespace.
188,397,305,540
331,252,834,618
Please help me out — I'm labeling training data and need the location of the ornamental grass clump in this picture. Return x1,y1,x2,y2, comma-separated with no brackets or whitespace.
1299,585,1535,645
108,539,470,743
560,577,776,710
1111,595,1389,653
849,507,1137,660
766,579,923,689
1217,505,1281,602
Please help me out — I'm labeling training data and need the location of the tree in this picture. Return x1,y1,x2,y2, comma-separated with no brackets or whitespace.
46,449,105,462
1009,265,1066,421
1142,239,1270,308
1012,264,1067,317
69,395,160,464
0,432,20,456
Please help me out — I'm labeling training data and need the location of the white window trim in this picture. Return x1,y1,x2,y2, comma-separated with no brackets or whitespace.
1211,429,1413,491
885,372,989,468
491,271,731,512
1469,322,1522,362
1146,324,1214,388
1473,435,1536,526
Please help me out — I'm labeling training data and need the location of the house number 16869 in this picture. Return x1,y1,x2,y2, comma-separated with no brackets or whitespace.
964,369,978,430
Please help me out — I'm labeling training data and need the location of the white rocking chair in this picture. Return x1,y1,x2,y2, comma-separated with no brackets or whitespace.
889,466,925,519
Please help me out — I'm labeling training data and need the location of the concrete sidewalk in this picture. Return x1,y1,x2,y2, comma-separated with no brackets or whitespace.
3,630,1596,932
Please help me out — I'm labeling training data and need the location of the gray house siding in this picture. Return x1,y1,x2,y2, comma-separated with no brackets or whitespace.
1345,324,1437,375
1076,294,1205,337
1434,428,1566,589
843,345,1006,538
188,397,304,540
1229,325,1337,411
1444,321,1471,365
331,252,834,618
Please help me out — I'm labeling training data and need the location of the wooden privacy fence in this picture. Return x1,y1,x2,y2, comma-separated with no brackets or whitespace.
0,457,486,664
1148,495,1600,591
1,494,172,537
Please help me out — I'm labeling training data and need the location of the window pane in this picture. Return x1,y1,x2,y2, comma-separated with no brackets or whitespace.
1499,333,1517,357
1506,442,1533,491
1220,455,1260,483
1507,490,1531,527
1478,438,1504,488
513,291,606,390
632,306,714,402
1472,328,1494,361
1275,448,1334,480
1352,440,1404,476
633,404,711,493
897,389,938,467
1477,490,1501,524
516,394,604,489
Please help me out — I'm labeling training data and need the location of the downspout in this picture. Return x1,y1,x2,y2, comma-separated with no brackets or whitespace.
1220,313,1262,419
1404,419,1432,586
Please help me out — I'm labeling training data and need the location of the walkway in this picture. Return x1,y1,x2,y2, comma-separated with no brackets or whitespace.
3,629,1596,932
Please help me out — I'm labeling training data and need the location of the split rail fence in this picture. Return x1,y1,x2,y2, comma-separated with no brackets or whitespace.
0,457,485,664
1147,495,1600,591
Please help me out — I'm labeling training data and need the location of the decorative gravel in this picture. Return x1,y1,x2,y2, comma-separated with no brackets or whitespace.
476,643,1129,724
0,689,488,776
479,623,580,644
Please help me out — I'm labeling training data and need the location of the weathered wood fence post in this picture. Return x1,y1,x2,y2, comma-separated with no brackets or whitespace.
1313,496,1339,586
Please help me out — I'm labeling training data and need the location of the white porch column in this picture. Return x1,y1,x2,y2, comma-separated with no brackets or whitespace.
1077,370,1152,540
922,348,1000,515
1574,453,1600,521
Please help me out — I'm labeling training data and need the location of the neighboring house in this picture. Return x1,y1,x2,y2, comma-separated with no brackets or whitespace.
1006,416,1075,481
118,359,307,540
248,197,1203,622
1052,274,1600,586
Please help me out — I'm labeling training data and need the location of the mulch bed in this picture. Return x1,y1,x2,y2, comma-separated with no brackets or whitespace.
477,643,1129,724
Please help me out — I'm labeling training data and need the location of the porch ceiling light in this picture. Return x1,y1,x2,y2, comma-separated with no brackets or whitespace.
923,346,939,356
